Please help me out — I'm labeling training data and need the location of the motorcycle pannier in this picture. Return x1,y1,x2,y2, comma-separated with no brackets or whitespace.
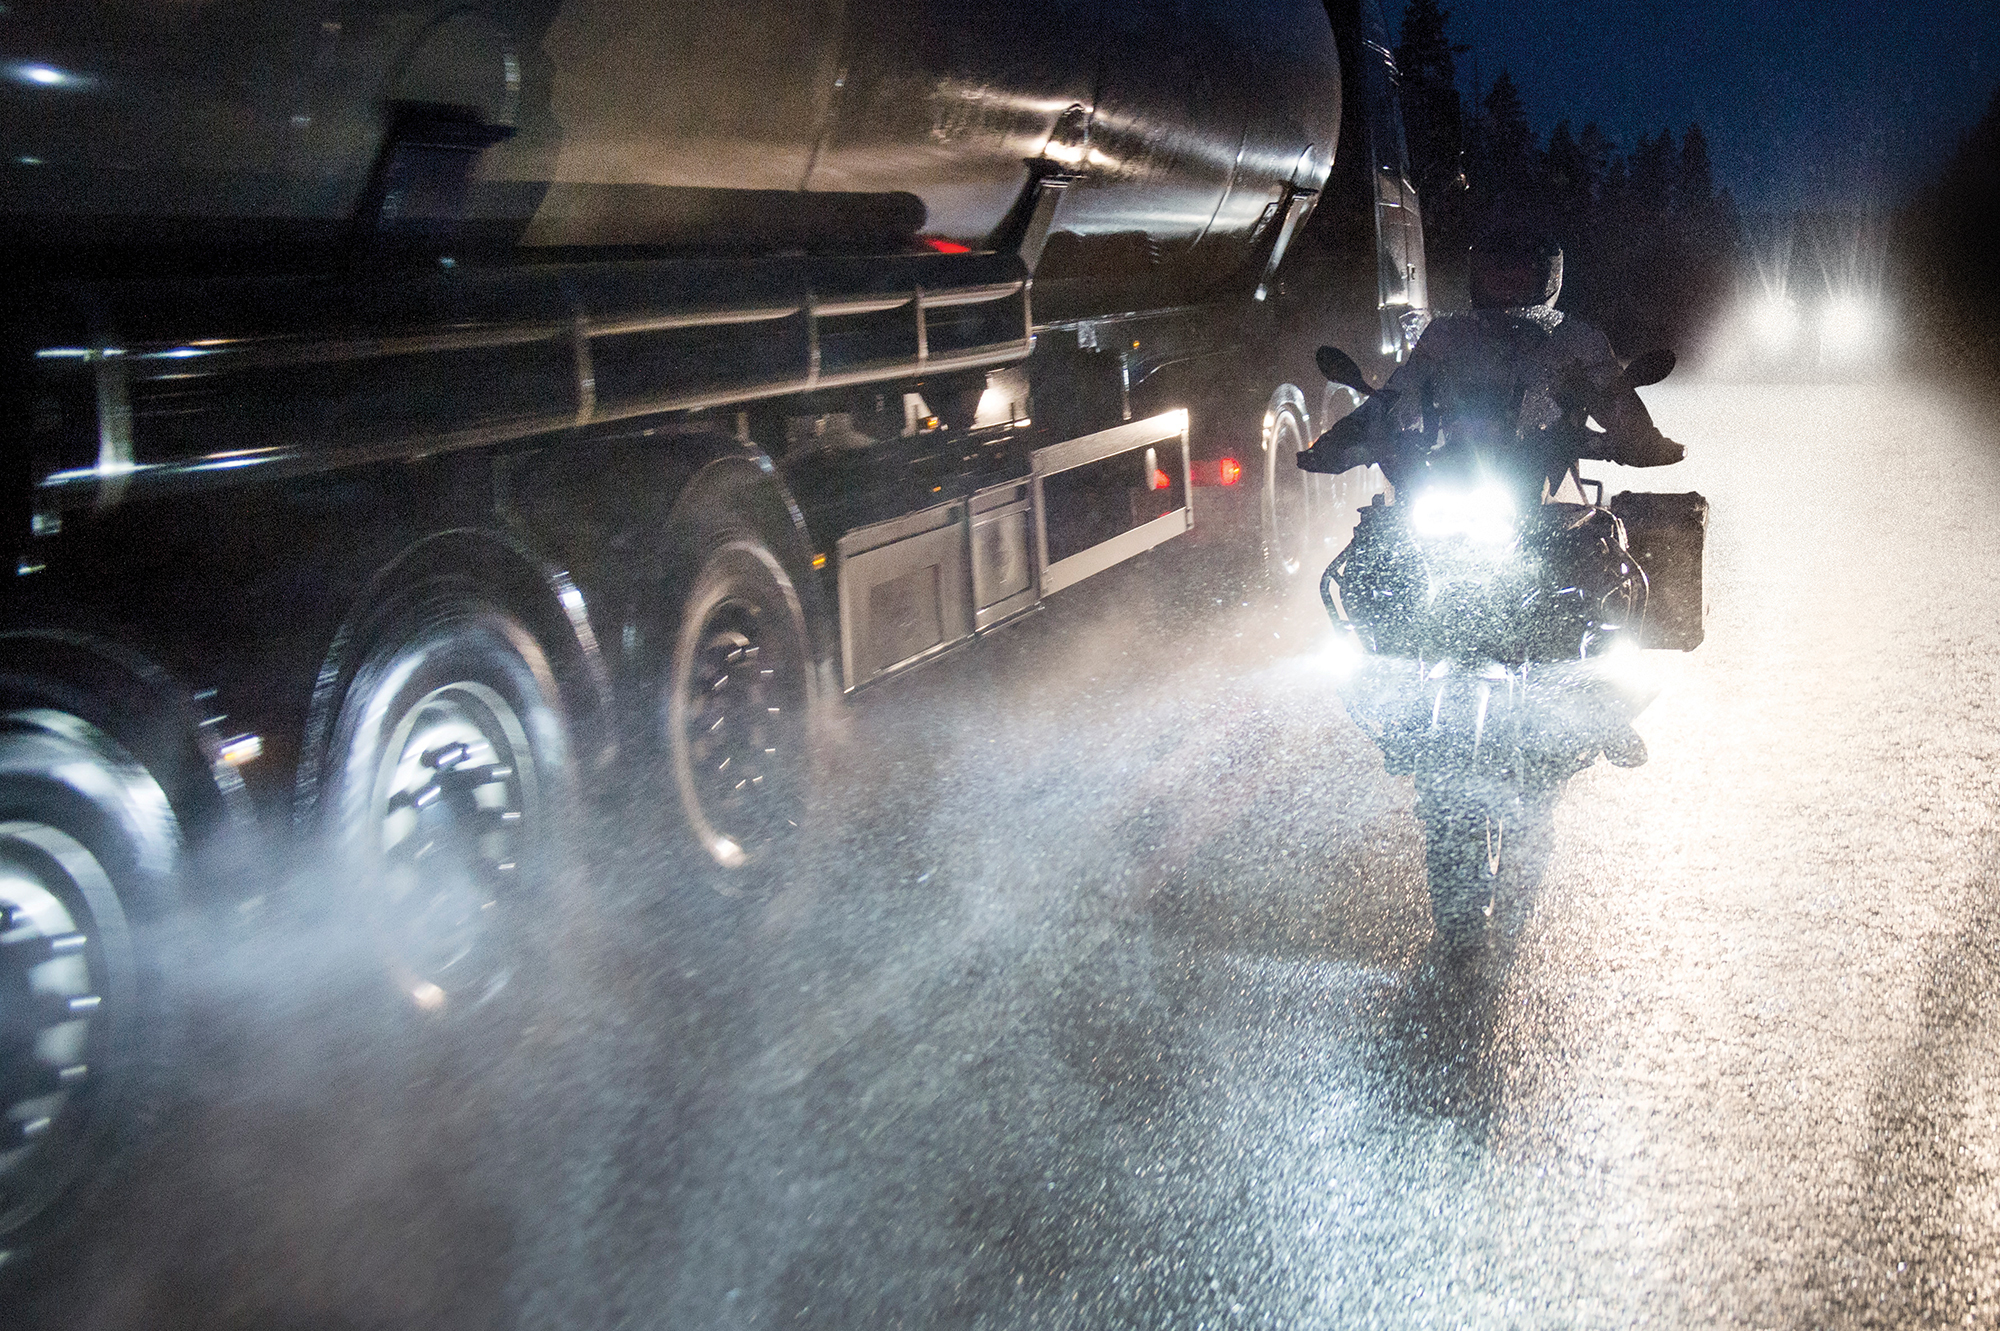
1610,491,1708,650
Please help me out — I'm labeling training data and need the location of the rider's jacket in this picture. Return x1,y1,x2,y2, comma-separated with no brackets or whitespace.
1300,305,1683,488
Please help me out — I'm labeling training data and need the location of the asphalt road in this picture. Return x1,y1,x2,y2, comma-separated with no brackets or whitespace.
14,377,2000,1330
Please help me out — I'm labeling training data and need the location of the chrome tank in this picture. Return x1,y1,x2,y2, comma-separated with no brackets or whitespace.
0,0,1339,302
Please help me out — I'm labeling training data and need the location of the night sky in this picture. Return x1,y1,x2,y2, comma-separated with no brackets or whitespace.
1388,0,2000,214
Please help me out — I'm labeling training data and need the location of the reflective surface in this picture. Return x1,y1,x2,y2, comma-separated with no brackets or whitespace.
0,0,1340,284
15,377,2000,1324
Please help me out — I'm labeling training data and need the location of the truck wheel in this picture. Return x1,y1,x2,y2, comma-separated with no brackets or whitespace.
1260,390,1316,586
0,713,174,1271
666,538,811,874
326,601,571,1013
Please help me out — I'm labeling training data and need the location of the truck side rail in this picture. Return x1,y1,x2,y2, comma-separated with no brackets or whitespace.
23,250,1031,515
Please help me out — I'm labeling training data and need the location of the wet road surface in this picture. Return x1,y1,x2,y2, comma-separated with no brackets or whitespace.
15,378,2000,1329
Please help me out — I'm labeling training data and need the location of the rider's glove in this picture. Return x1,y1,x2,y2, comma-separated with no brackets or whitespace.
1617,429,1685,467
1296,412,1374,474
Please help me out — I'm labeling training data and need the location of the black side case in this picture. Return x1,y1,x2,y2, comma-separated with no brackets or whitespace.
1610,491,1708,650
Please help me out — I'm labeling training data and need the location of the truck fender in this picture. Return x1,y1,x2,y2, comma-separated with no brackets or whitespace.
657,447,832,682
292,526,614,826
0,629,229,853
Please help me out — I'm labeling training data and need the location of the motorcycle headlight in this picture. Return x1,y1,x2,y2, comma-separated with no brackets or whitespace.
1409,485,1517,548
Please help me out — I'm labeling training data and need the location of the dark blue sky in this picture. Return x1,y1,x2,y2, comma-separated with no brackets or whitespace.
1387,1,2000,212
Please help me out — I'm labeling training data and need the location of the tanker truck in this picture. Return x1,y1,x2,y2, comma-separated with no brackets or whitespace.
0,0,1427,1262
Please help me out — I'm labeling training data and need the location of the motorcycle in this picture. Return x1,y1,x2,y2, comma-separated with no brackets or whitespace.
1306,344,1698,943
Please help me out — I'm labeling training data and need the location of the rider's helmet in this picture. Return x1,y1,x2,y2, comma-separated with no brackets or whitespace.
1469,220,1563,311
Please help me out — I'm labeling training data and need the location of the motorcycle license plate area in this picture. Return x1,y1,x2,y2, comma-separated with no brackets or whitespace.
1610,491,1709,650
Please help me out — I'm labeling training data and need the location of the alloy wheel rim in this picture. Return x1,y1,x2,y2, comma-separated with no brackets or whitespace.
0,823,125,1238
370,682,535,1010
677,598,803,868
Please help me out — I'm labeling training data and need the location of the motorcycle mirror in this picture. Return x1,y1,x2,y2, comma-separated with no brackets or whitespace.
1316,346,1376,397
1624,348,1676,388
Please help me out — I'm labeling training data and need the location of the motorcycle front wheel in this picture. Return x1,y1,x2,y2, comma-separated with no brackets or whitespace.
1414,774,1559,953
1420,806,1503,946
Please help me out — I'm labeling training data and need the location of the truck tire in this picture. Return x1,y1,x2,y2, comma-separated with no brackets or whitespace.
665,537,812,875
0,712,175,1273
324,599,573,1013
1260,388,1316,588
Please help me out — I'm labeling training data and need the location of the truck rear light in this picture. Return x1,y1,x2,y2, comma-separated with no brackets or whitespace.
1218,457,1242,485
1150,467,1170,491
1187,458,1244,486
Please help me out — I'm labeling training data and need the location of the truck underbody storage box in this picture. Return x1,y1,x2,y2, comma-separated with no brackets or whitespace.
1611,491,1709,650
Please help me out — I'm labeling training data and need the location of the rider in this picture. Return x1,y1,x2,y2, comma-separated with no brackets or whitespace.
1298,222,1685,768
1297,222,1685,489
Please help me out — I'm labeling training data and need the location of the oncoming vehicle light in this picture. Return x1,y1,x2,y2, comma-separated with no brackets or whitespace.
1410,485,1516,547
1820,294,1874,361
1748,294,1798,349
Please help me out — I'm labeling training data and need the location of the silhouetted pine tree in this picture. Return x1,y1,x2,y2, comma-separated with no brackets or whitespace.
1470,70,1536,205
1671,125,1736,342
1543,120,1586,209
1675,124,1715,216
1577,123,1614,199
1364,18,1740,352
1900,85,2000,377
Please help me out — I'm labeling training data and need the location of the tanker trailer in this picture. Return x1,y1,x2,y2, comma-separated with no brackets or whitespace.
0,0,1425,1267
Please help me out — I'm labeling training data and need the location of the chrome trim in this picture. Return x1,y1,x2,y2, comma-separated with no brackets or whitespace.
570,313,596,427
588,342,1031,432
584,305,803,338
1030,409,1191,598
136,324,569,373
39,410,581,494
91,350,133,509
813,294,915,317
968,480,1037,631
1029,408,1188,478
919,280,1026,309
805,295,821,383
834,501,971,693
35,261,1033,507
1038,505,1190,597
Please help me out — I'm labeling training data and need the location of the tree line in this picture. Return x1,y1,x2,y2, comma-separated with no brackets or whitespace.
1392,0,1739,355
1896,86,2000,382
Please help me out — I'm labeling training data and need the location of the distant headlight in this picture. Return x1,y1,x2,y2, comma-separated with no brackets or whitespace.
1819,295,1875,360
1748,295,1799,348
1410,485,1516,547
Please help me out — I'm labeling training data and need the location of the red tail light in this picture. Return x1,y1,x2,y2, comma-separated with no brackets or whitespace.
1218,457,1242,486
1150,468,1171,491
920,236,973,254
